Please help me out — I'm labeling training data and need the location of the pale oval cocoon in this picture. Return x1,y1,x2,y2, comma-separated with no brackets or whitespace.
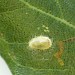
29,36,52,50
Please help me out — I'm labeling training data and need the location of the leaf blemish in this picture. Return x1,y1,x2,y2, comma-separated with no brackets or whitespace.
29,36,52,50
42,25,50,33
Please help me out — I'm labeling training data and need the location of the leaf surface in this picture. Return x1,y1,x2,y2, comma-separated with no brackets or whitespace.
0,0,75,75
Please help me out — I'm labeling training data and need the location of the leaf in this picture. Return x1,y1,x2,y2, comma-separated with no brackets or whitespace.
0,0,75,75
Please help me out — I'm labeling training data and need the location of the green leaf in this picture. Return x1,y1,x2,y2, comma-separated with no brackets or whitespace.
0,0,75,75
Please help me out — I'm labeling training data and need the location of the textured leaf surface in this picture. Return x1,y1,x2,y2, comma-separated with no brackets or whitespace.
0,0,75,75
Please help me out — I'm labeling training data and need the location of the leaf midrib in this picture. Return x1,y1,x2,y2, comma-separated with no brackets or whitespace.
19,0,75,29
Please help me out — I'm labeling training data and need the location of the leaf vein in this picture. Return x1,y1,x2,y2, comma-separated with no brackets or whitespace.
55,0,64,18
8,52,69,71
19,0,75,29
